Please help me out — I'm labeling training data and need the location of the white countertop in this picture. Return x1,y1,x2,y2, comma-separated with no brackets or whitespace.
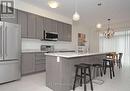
45,52,110,58
22,49,48,53
22,49,75,53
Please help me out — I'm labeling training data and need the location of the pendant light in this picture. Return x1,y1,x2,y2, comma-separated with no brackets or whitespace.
104,19,115,39
73,0,80,21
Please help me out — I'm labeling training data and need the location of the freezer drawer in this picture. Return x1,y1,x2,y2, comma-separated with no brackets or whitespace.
0,61,21,84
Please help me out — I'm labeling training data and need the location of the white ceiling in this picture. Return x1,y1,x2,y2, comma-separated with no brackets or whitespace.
21,0,130,28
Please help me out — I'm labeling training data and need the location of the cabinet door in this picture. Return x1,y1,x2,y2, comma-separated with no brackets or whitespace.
57,21,63,41
66,24,72,41
17,10,28,38
36,16,44,39
21,53,35,75
35,63,46,72
1,9,18,24
62,23,68,41
44,18,52,32
51,20,57,32
28,13,36,38
62,23,72,41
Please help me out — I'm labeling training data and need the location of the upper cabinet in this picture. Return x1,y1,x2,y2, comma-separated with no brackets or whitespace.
58,22,72,42
44,17,57,33
17,9,72,41
36,15,44,39
51,19,57,32
1,9,18,24
57,21,63,41
27,13,36,39
17,10,28,38
66,24,72,41
44,18,52,32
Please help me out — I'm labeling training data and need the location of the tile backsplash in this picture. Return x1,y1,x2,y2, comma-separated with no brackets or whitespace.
22,38,75,51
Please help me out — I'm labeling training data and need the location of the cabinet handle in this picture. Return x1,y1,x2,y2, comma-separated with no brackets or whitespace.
0,26,3,57
4,26,7,56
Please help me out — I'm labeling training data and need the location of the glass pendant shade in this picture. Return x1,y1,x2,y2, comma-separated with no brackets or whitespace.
73,12,80,21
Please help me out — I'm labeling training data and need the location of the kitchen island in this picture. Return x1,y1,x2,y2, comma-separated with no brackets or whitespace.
45,52,110,91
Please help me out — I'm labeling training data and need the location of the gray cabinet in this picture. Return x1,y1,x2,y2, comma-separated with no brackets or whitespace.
17,10,28,38
36,16,44,39
62,23,72,41
57,21,63,41
1,9,18,24
35,53,46,72
44,18,52,32
17,9,72,41
44,17,57,33
22,53,35,75
57,22,72,41
21,52,46,75
27,13,36,38
66,24,72,41
51,19,57,32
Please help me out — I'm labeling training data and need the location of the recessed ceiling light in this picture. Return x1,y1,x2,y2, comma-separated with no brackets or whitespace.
96,23,102,28
48,0,59,8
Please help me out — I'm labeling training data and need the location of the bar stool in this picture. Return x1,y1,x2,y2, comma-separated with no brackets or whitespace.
103,59,115,79
92,64,103,77
73,63,93,91
92,64,104,85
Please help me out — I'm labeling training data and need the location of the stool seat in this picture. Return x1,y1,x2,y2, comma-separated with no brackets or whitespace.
75,63,91,68
92,64,103,77
93,64,102,67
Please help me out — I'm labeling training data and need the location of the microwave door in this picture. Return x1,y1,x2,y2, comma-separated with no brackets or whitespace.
0,22,4,61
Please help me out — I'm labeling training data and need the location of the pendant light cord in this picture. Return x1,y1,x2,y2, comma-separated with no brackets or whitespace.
107,19,111,32
74,0,77,12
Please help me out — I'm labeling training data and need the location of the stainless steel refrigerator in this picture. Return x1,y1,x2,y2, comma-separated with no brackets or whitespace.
0,21,21,84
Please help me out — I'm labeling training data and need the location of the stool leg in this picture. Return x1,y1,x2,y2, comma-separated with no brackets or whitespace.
104,62,107,75
112,63,115,77
80,68,83,86
73,67,78,90
88,67,93,91
100,67,103,77
84,68,87,91
93,67,96,78
109,66,112,79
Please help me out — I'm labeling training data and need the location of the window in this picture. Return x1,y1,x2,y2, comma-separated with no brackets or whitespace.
99,30,130,67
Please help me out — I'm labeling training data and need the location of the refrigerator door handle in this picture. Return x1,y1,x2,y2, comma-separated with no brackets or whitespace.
4,26,7,56
0,25,3,57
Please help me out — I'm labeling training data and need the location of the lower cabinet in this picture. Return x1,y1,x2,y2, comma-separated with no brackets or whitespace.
22,52,46,75
21,53,35,75
35,63,46,72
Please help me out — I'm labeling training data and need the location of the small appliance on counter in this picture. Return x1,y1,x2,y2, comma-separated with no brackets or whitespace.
40,45,54,53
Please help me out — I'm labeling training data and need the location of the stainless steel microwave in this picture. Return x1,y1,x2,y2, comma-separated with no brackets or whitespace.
44,31,58,41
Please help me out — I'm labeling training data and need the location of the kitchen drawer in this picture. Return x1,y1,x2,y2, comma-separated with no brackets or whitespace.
35,63,46,72
35,59,46,64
